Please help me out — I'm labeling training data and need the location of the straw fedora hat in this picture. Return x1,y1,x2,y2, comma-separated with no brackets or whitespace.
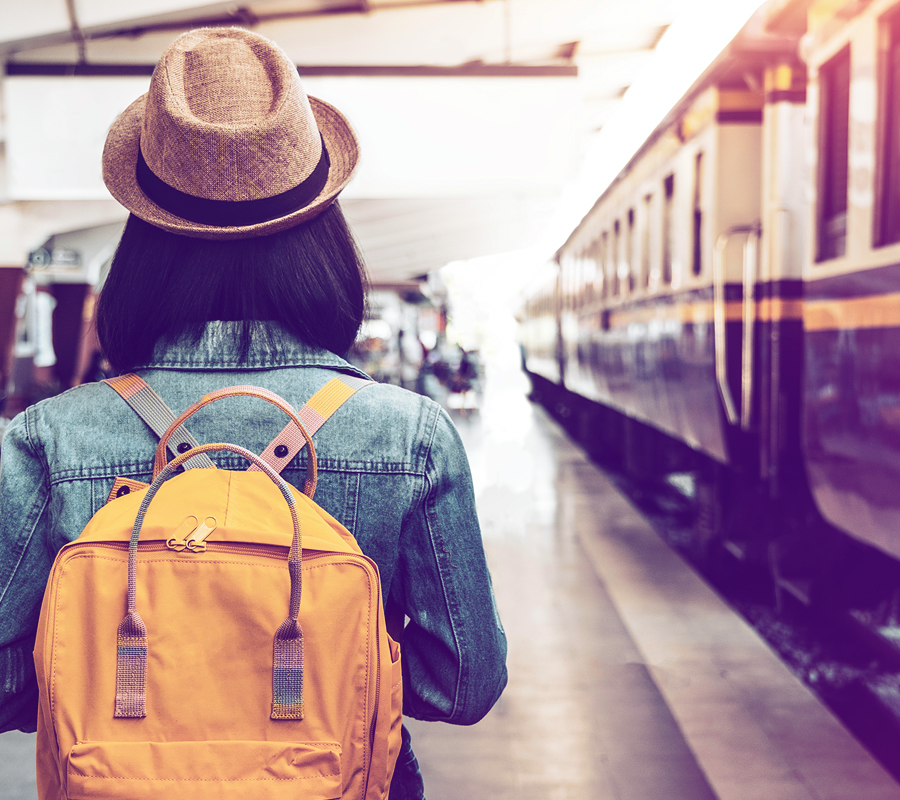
102,27,359,239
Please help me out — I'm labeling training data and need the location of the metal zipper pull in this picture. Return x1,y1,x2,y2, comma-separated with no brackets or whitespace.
185,517,218,553
166,516,199,551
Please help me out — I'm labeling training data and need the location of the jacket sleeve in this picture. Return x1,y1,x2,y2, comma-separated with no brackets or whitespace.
0,411,51,733
394,405,508,725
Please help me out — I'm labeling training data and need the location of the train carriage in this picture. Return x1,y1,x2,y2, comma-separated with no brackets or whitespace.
794,0,900,571
521,0,900,644
522,4,806,485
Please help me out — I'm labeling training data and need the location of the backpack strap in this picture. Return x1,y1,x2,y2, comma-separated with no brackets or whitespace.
247,374,374,473
102,374,216,470
103,373,375,499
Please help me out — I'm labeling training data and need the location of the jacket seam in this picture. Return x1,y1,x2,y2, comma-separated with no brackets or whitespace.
0,498,49,607
413,399,440,474
420,408,466,721
24,409,55,563
402,403,438,533
47,460,425,484
24,406,49,478
0,415,51,609
138,360,368,377
344,472,360,535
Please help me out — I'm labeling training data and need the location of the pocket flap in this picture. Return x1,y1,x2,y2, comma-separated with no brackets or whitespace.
67,740,342,800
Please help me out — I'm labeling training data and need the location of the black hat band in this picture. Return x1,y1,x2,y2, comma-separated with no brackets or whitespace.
135,138,331,227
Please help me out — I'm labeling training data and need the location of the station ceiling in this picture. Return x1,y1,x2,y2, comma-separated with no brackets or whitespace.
1,0,679,283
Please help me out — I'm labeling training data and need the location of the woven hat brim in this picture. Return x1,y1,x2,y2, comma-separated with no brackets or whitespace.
102,95,359,240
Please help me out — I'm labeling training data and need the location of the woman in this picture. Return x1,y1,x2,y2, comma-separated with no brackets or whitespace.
0,27,507,799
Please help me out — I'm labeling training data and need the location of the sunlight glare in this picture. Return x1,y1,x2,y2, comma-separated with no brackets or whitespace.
537,0,768,257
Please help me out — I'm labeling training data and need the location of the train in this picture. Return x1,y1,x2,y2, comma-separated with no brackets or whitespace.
520,0,900,653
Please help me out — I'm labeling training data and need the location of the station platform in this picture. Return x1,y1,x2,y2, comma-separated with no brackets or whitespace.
407,362,900,800
2,362,900,800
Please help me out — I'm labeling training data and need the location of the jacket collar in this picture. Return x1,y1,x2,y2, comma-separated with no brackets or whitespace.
141,321,369,377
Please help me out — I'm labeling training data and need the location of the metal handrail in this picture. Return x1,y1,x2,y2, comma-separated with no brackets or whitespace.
712,225,760,428
740,226,761,431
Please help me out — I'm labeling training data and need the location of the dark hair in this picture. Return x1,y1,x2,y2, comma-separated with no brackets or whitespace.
96,202,369,373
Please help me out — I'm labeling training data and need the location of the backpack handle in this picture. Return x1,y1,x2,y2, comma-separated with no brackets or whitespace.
152,385,317,497
116,442,308,721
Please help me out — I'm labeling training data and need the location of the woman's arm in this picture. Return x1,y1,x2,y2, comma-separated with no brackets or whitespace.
0,411,52,732
394,406,508,724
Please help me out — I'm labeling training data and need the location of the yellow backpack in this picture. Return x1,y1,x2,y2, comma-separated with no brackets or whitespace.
33,386,402,799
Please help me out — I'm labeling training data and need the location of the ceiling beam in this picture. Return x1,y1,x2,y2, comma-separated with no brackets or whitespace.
95,0,477,37
64,0,87,63
0,0,487,55
5,61,577,77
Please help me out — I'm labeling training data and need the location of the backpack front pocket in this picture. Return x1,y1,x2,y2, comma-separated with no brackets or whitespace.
66,740,342,799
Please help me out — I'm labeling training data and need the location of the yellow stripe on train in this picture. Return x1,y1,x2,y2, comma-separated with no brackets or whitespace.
803,293,900,331
603,298,804,329
576,295,900,331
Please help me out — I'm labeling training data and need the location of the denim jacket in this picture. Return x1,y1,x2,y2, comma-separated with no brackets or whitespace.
0,322,507,798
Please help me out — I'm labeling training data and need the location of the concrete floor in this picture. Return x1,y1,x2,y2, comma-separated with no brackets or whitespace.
406,367,717,800
3,361,900,800
409,362,900,800
0,729,35,800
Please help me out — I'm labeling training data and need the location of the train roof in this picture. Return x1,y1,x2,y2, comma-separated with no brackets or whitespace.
556,2,802,260
764,0,815,35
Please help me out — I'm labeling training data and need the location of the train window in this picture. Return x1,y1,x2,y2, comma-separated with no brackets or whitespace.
817,46,850,261
600,231,609,300
569,257,577,309
612,220,621,296
590,239,603,303
878,13,900,246
571,254,579,310
559,259,566,311
626,208,636,293
692,152,704,275
572,256,579,309
587,252,594,304
662,174,675,284
641,194,652,289
572,254,581,311
572,257,579,309
589,238,602,302
584,252,592,306
578,250,590,308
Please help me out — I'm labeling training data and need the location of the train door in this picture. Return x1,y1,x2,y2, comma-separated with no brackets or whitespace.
698,85,767,558
704,67,808,562
757,63,808,503
710,88,765,470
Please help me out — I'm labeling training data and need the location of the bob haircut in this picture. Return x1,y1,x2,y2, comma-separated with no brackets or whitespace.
96,202,369,374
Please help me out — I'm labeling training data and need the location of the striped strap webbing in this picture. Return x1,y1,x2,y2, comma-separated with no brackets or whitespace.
248,375,374,473
104,373,374,476
102,374,215,470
